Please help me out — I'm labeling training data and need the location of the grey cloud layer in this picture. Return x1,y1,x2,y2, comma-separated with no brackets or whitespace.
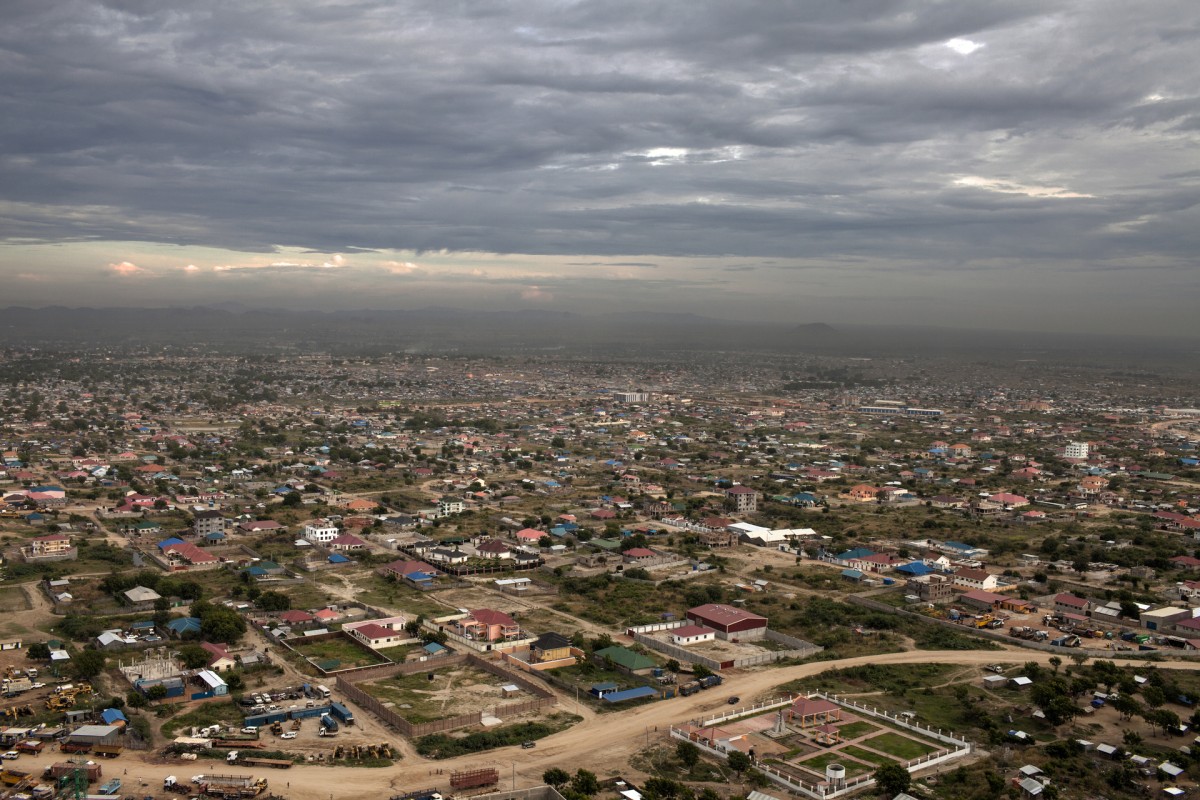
1,0,1198,267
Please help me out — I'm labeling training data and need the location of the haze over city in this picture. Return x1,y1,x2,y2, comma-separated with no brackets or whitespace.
2,0,1198,336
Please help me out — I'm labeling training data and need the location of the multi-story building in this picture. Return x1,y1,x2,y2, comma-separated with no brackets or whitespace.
725,485,758,514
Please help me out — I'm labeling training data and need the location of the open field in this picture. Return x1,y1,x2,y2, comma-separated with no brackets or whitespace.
289,636,388,670
360,663,517,723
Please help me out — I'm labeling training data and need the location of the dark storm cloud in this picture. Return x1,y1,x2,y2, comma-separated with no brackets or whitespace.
1,0,1198,272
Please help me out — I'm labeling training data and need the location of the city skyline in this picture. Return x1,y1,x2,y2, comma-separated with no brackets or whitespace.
2,1,1198,337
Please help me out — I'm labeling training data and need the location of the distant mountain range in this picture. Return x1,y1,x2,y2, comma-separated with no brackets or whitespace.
0,305,1192,363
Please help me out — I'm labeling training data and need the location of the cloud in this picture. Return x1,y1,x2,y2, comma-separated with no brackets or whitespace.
0,1,1198,335
520,285,554,302
952,176,1096,199
108,261,149,277
383,260,425,275
945,37,985,55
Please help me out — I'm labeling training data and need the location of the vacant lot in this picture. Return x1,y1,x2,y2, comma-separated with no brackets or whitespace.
290,636,388,670
361,664,515,723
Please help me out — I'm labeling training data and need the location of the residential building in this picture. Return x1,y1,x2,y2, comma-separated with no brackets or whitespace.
725,485,758,514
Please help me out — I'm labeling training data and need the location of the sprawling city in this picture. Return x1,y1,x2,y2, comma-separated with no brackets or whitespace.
2,2,1198,800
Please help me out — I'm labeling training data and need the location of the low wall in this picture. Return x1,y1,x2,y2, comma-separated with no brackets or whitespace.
627,624,821,671
674,691,971,799
846,595,1200,660
336,653,555,738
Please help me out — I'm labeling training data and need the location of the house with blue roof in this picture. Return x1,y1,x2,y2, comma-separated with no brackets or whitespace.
100,708,128,726
157,537,186,550
896,561,933,577
166,617,202,637
328,553,351,564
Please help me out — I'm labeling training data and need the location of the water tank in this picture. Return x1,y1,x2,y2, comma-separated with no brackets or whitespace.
826,764,846,788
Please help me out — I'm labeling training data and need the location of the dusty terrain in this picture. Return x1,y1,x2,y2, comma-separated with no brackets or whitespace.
12,648,1199,799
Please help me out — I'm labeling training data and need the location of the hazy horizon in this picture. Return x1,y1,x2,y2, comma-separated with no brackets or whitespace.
2,2,1198,336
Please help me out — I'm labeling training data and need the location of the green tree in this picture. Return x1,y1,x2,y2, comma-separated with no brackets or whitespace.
178,644,211,670
257,591,291,612
726,750,752,775
570,769,600,796
71,649,106,680
873,763,911,796
1142,685,1166,709
543,768,570,788
26,642,51,660
676,740,700,769
125,691,148,711
1111,694,1142,721
146,684,168,702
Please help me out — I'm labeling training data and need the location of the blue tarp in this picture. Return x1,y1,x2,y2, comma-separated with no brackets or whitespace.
602,686,658,703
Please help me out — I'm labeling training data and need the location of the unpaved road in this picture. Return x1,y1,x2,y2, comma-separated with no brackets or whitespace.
16,648,1200,799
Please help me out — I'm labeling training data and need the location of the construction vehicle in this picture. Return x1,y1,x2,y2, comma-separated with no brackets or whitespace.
1,768,31,786
196,774,268,799
450,768,500,790
319,714,338,733
269,721,284,736
2,705,34,720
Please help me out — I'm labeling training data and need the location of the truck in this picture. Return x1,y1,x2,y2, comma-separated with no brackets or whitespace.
1,679,32,695
97,777,121,795
196,774,268,799
316,685,331,699
320,714,338,733
391,789,443,800
450,768,500,790
698,675,723,690
329,701,355,725
239,758,292,770
678,681,701,697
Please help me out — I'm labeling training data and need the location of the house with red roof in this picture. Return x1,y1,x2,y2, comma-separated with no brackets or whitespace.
160,540,219,571
686,604,767,641
238,519,285,534
622,547,657,563
200,641,237,672
25,533,76,562
670,624,716,646
1054,593,1092,615
454,609,521,642
515,528,546,543
344,616,410,649
376,559,438,580
278,609,315,626
475,539,514,560
328,533,368,551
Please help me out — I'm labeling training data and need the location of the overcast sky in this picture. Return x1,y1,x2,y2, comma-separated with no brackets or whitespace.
2,1,1198,335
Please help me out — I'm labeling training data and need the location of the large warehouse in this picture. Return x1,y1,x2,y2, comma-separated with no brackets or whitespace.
685,604,768,641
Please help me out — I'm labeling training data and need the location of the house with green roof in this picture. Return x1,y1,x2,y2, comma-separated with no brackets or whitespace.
594,645,655,675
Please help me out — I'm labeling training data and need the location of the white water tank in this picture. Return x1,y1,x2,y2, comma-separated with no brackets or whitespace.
826,763,846,788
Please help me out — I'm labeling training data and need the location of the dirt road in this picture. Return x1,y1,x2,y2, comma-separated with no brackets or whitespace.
18,648,1200,799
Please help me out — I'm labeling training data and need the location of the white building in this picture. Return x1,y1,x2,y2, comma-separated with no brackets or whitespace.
670,624,717,646
614,391,649,403
302,519,339,544
1064,442,1090,460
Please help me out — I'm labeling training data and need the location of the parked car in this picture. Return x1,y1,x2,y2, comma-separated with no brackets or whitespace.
521,741,536,749
240,727,258,735
727,696,740,705
280,732,297,740
1,751,19,760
